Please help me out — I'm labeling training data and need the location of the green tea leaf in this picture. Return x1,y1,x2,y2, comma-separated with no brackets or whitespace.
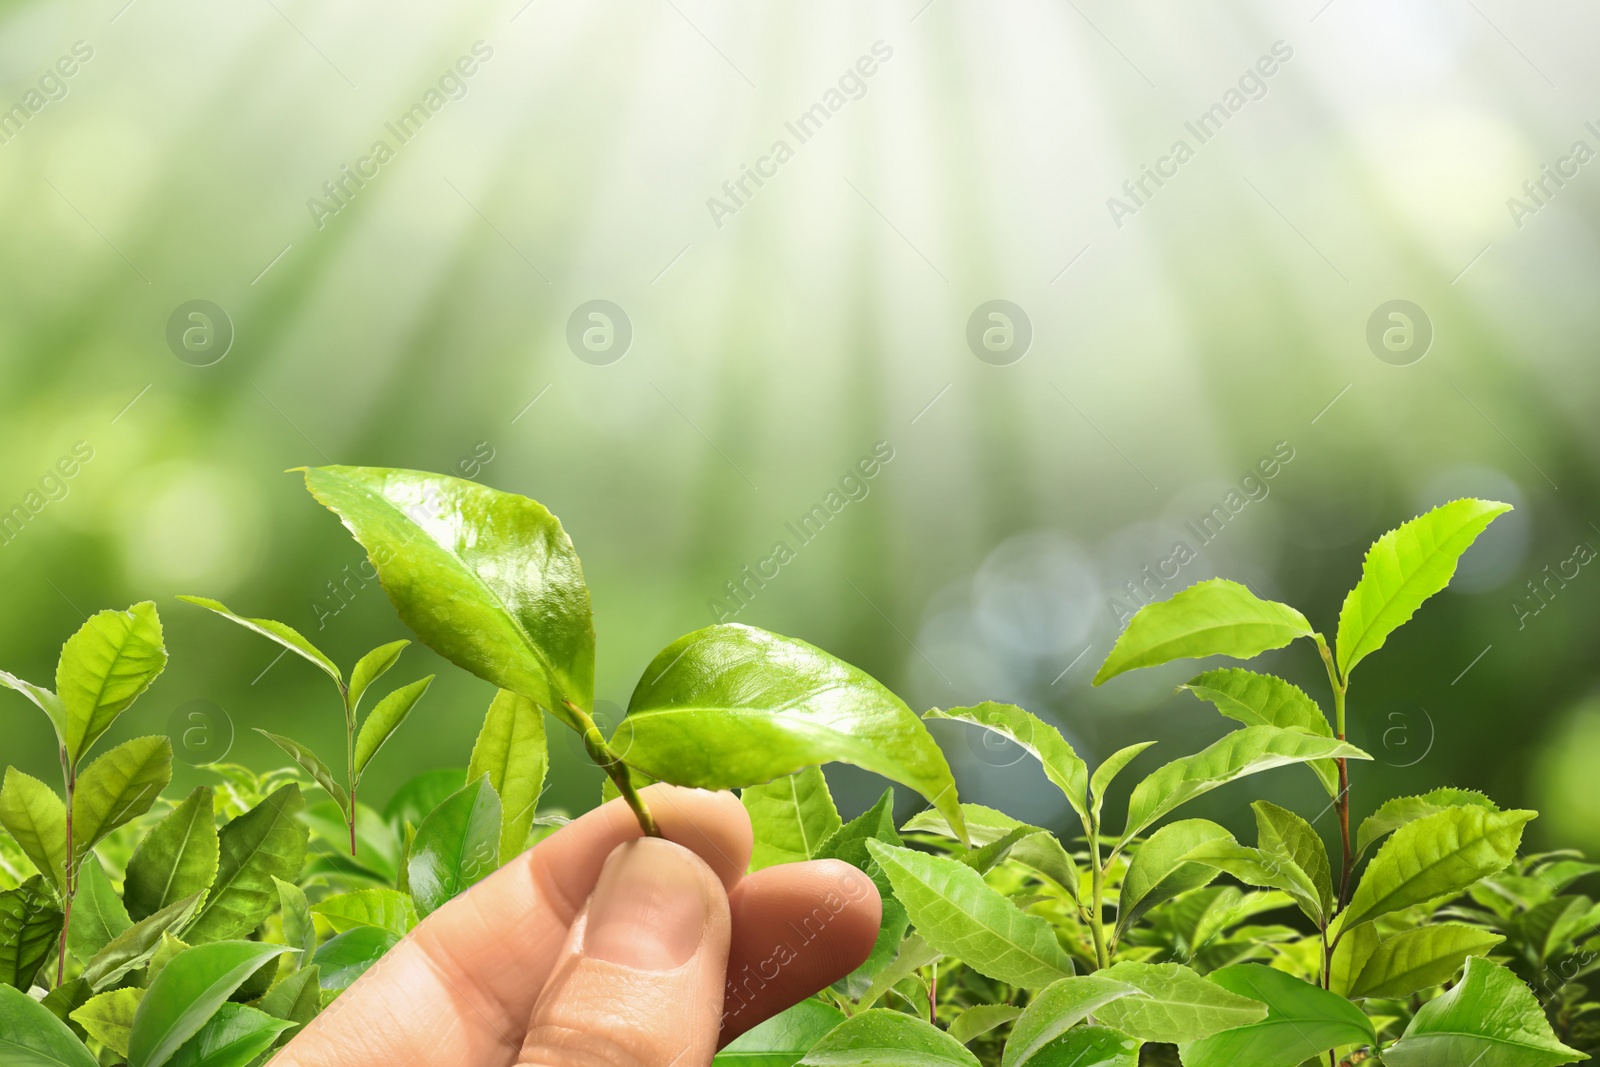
1344,923,1502,1000
864,840,1073,988
1336,499,1511,678
165,1004,292,1067
0,771,65,894
0,876,62,991
38,976,90,1032
621,625,966,844
1094,962,1266,1042
80,892,205,991
300,802,399,884
66,858,127,964
1179,669,1336,794
1178,964,1374,1067
742,767,841,871
252,964,321,1041
1093,580,1313,686
253,732,346,814
1,984,98,1067
1120,726,1369,844
0,671,67,748
273,878,314,971
1356,787,1498,858
853,934,940,1010
347,640,408,714
56,603,168,765
310,888,417,936
145,933,187,987
1115,820,1229,940
300,466,596,727
1385,956,1583,1066
354,676,433,781
1089,742,1157,818
1001,975,1145,1067
127,940,291,1067
713,998,845,1067
901,805,1080,900
186,785,308,943
407,776,501,918
1026,1027,1139,1067
465,690,547,865
799,1009,978,1067
947,1004,1019,1045
812,790,906,997
175,597,339,688
1252,801,1333,922
925,704,1088,823
124,787,219,921
72,987,143,1059
312,926,401,990
383,769,465,829
1342,806,1534,932
72,736,172,866
1179,837,1324,926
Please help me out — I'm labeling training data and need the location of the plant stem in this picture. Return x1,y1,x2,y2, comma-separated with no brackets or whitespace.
343,684,358,858
565,700,659,837
1316,636,1354,910
56,745,75,986
1088,816,1109,971
929,959,938,1025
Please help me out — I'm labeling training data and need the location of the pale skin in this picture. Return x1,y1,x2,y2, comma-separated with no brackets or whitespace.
276,784,882,1067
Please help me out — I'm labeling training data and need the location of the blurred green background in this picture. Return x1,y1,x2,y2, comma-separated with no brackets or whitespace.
3,1,1597,848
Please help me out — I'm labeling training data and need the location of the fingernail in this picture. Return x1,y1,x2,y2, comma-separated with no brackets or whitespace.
583,838,709,970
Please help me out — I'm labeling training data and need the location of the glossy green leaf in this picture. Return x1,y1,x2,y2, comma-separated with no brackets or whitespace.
925,704,1088,823
310,888,417,936
72,987,143,1059
0,671,67,748
1001,975,1145,1067
1027,1027,1139,1067
1179,669,1336,794
347,640,408,714
1252,801,1332,920
1093,580,1313,686
799,1009,978,1067
1183,836,1324,926
273,878,314,971
947,1004,1020,1045
1178,964,1373,1067
124,787,219,921
0,770,66,892
127,940,291,1067
743,767,841,871
864,840,1073,988
383,768,465,828
1336,499,1511,678
407,775,501,918
465,689,547,864
66,858,127,964
1344,923,1503,1000
186,785,308,943
354,676,434,780
620,625,966,844
313,926,401,990
253,731,346,814
1093,962,1266,1042
0,983,99,1067
56,603,168,765
167,1004,291,1067
175,597,339,688
252,964,321,1040
72,736,172,865
1385,956,1583,1066
1120,726,1369,843
300,466,596,727
713,999,846,1067
79,892,204,991
145,933,187,987
0,876,62,991
1342,806,1534,932
1115,820,1229,940
1089,742,1157,818
1356,787,1498,858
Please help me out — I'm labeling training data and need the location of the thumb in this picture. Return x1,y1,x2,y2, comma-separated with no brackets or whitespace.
520,837,731,1067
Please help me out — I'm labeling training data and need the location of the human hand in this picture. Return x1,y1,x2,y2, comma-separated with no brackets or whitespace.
275,784,882,1067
